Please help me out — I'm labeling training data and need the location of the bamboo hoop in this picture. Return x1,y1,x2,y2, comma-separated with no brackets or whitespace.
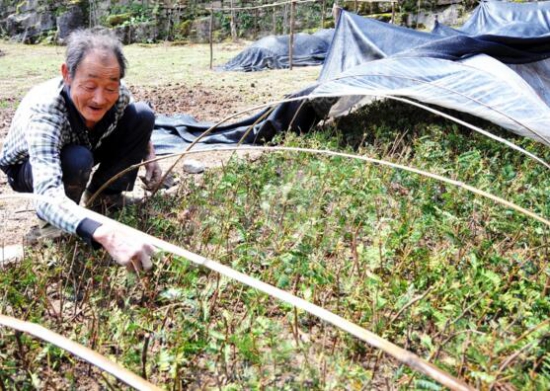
94,145,550,227
0,314,161,391
85,103,274,207
87,87,550,211
146,104,277,198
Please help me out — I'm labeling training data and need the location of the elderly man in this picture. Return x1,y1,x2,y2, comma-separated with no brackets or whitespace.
0,27,162,271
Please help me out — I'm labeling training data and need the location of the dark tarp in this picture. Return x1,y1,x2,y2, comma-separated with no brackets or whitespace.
220,29,334,72
313,5,550,145
152,86,321,155
153,1,550,155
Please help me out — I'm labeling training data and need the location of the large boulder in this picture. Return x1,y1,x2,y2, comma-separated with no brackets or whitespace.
406,4,465,29
56,6,85,43
15,0,39,14
131,22,157,43
6,10,55,43
192,16,219,43
114,22,158,44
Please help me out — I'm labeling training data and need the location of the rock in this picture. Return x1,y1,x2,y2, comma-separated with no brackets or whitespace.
0,244,24,266
56,6,84,43
6,9,55,43
113,25,131,44
182,159,205,174
406,4,464,29
114,22,157,44
131,22,157,43
191,16,221,43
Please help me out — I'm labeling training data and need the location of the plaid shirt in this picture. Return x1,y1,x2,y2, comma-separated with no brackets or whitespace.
0,77,132,235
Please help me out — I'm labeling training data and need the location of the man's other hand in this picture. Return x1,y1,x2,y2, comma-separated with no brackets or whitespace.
92,224,156,272
140,141,163,191
141,160,163,191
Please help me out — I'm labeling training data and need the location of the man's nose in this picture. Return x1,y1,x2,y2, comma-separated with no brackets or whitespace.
92,89,107,105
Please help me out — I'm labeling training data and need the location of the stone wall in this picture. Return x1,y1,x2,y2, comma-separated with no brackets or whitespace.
0,0,88,43
0,1,471,45
0,0,224,44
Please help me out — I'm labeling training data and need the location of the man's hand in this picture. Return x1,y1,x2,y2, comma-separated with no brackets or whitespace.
92,224,156,272
140,141,163,191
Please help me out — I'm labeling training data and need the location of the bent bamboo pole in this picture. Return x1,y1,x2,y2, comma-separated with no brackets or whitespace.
88,90,550,209
0,314,161,391
0,193,473,390
87,145,550,228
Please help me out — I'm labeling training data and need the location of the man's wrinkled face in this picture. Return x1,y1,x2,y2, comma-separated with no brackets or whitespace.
61,49,121,129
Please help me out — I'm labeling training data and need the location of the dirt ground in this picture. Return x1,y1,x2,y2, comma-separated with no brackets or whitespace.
0,83,264,250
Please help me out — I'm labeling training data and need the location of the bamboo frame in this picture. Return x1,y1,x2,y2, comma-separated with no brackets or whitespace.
92,141,550,228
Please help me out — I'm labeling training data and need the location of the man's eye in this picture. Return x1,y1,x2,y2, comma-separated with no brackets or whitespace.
84,85,96,91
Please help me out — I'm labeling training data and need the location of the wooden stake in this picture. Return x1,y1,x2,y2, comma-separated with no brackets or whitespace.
289,0,295,70
230,0,237,41
272,5,277,34
209,7,213,69
255,8,259,38
321,0,326,29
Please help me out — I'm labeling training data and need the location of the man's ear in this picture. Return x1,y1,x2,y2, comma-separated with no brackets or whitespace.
61,63,70,85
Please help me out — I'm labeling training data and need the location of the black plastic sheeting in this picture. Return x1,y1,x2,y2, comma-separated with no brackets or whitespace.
315,5,550,145
153,1,550,155
221,29,334,72
152,86,321,155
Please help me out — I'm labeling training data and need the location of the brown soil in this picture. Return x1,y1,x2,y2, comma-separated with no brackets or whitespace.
0,83,262,248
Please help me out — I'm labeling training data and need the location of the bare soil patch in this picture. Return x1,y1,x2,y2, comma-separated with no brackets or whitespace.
130,83,251,120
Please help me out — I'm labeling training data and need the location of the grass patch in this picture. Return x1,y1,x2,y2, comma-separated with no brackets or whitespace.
0,41,319,103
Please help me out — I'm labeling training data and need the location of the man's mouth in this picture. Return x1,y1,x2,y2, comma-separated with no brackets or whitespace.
88,106,104,113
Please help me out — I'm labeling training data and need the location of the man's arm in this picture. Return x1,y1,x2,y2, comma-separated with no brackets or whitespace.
27,109,156,271
26,110,86,233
